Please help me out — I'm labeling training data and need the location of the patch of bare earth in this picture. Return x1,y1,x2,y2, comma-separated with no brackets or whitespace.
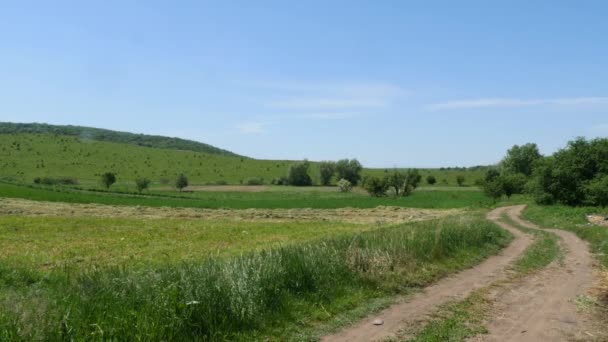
0,198,460,225
321,206,533,342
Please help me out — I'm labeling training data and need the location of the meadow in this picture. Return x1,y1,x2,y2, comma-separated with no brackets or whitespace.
0,181,496,209
0,213,510,341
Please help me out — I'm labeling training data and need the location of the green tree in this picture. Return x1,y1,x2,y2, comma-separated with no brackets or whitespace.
426,175,437,185
175,173,188,192
100,172,116,189
483,179,504,202
335,159,363,185
387,170,406,196
585,174,608,207
337,178,352,193
485,169,500,183
456,175,466,186
501,143,542,176
318,161,335,186
364,176,388,197
500,173,527,199
135,177,151,193
287,160,312,186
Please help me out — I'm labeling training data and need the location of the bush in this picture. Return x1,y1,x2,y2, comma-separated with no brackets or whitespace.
271,177,289,186
35,176,79,186
245,177,264,185
287,161,312,186
426,175,436,185
585,175,608,207
364,176,388,197
175,174,188,191
214,180,228,185
337,178,352,192
483,179,504,202
456,175,465,186
335,159,363,185
135,177,151,193
100,172,116,189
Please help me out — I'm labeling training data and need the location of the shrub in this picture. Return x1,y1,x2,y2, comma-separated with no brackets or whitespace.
33,177,41,184
214,180,228,186
245,177,264,185
483,179,504,202
271,177,289,186
135,177,151,193
364,176,388,197
287,161,312,186
100,172,116,189
318,161,335,186
585,175,608,207
337,178,352,192
426,175,436,185
456,175,465,186
335,159,363,185
175,174,188,191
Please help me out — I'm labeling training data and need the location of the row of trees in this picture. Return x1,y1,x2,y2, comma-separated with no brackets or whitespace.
482,138,608,207
286,159,363,186
362,169,422,197
99,172,187,193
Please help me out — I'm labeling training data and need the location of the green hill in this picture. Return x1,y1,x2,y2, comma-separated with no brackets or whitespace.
0,127,487,187
0,122,241,157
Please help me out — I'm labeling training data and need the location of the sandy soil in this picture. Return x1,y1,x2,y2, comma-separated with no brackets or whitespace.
322,206,533,342
0,198,460,225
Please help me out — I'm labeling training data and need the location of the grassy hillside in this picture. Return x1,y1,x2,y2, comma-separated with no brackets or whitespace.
0,122,240,157
0,132,486,186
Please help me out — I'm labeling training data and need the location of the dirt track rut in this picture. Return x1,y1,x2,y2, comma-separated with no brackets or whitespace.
323,205,596,342
322,206,533,342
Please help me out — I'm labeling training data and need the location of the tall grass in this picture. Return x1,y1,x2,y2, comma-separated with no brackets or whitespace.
0,216,510,340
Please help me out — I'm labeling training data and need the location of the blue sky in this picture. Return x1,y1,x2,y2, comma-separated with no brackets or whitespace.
1,1,607,167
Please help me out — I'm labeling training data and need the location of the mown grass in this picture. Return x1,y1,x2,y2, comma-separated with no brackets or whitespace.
405,208,562,342
0,215,511,341
0,181,494,209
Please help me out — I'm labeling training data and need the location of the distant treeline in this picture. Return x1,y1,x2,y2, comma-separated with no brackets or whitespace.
0,122,242,157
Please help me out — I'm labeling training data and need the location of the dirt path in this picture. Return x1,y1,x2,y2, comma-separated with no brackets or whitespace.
474,205,596,342
322,206,533,342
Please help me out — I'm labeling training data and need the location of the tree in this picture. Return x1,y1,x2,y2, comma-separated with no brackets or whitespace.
364,176,388,197
387,170,406,196
456,175,466,186
135,177,151,193
426,175,437,185
405,169,422,189
287,160,312,186
318,161,336,186
500,173,527,199
335,159,363,185
337,178,352,193
175,173,188,191
101,172,116,189
501,143,542,176
585,175,608,207
483,179,504,202
485,169,500,183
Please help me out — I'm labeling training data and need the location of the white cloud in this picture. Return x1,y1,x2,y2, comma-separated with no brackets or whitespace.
426,97,608,111
236,121,267,134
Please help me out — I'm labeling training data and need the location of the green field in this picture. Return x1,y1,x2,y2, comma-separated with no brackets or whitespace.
0,133,485,186
0,181,495,209
0,213,510,341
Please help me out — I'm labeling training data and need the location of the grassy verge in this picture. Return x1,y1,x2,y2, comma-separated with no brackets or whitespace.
0,215,511,341
0,181,494,209
404,209,561,342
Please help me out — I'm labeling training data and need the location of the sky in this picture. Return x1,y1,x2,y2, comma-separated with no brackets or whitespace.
1,1,607,167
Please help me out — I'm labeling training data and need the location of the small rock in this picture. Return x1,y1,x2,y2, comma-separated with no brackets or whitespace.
373,319,384,326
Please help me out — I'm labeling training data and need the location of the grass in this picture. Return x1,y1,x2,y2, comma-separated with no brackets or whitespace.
405,208,562,342
0,215,511,341
0,216,370,271
0,181,495,209
0,133,485,186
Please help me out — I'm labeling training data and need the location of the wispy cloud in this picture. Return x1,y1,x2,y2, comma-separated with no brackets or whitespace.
235,121,267,134
426,97,608,111
267,98,387,110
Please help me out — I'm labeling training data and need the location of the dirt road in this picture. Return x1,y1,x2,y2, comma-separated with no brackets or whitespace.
475,205,595,342
322,205,596,342
322,206,533,342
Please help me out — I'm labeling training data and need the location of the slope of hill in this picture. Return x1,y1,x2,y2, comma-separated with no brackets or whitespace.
0,129,486,187
0,122,241,157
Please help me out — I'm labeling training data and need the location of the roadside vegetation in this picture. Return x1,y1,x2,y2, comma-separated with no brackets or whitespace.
0,215,510,341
